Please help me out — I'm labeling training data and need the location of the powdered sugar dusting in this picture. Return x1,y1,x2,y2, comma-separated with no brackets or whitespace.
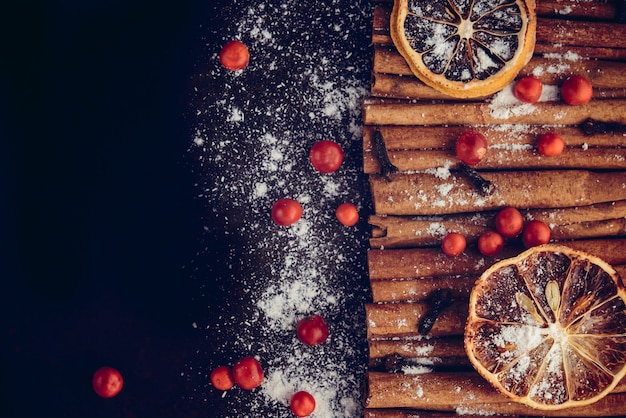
185,1,373,416
488,83,560,119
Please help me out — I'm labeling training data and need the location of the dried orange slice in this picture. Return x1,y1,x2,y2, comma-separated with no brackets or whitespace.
390,0,537,98
465,244,626,410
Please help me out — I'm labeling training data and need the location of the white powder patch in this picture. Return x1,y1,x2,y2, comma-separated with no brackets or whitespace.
488,84,538,119
426,222,447,238
425,161,452,179
402,364,433,375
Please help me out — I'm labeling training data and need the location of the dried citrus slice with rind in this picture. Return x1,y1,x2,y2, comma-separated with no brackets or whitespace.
465,244,626,410
390,0,537,98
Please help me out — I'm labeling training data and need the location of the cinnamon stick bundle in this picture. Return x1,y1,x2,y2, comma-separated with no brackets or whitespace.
369,239,626,280
369,201,626,249
369,170,626,216
364,372,626,416
362,98,626,126
362,125,625,152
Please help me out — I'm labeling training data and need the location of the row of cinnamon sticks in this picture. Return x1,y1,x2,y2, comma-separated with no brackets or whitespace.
372,2,626,58
363,1,626,416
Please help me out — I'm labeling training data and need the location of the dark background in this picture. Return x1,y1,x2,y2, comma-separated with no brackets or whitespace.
3,1,218,416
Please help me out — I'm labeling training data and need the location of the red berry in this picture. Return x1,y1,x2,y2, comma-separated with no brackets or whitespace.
522,220,551,248
514,76,542,103
455,131,488,166
336,203,359,226
537,132,565,157
92,366,123,398
290,391,316,417
441,232,466,257
232,357,264,390
310,140,344,174
561,75,592,105
271,198,302,226
478,231,504,256
219,40,249,71
210,366,235,391
495,207,524,238
296,315,329,346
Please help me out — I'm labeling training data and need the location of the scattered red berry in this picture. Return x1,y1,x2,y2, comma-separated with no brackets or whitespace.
561,75,592,105
455,131,488,166
219,40,250,71
210,366,235,391
478,231,504,256
232,357,264,390
92,366,123,398
310,140,344,173
296,315,329,346
513,76,542,103
522,220,551,248
441,232,466,257
290,391,316,417
336,203,359,226
495,207,524,238
537,132,565,157
271,198,302,226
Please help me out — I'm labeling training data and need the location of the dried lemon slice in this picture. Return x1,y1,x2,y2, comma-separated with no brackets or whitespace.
465,244,626,410
391,0,537,98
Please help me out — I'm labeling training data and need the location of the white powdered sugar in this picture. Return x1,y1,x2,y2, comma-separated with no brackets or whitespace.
184,1,373,417
488,83,560,119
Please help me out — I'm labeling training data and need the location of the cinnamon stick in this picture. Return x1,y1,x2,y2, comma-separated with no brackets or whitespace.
368,246,507,280
368,336,467,362
364,372,626,416
534,43,626,62
527,200,626,225
362,98,626,126
370,276,474,303
366,301,467,339
372,71,626,101
537,18,626,50
362,124,626,152
371,263,626,303
369,201,626,249
369,170,626,216
369,239,626,280
364,146,626,174
369,215,489,248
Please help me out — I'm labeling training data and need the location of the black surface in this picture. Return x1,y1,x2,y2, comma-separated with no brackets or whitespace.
4,0,374,416
4,1,214,417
